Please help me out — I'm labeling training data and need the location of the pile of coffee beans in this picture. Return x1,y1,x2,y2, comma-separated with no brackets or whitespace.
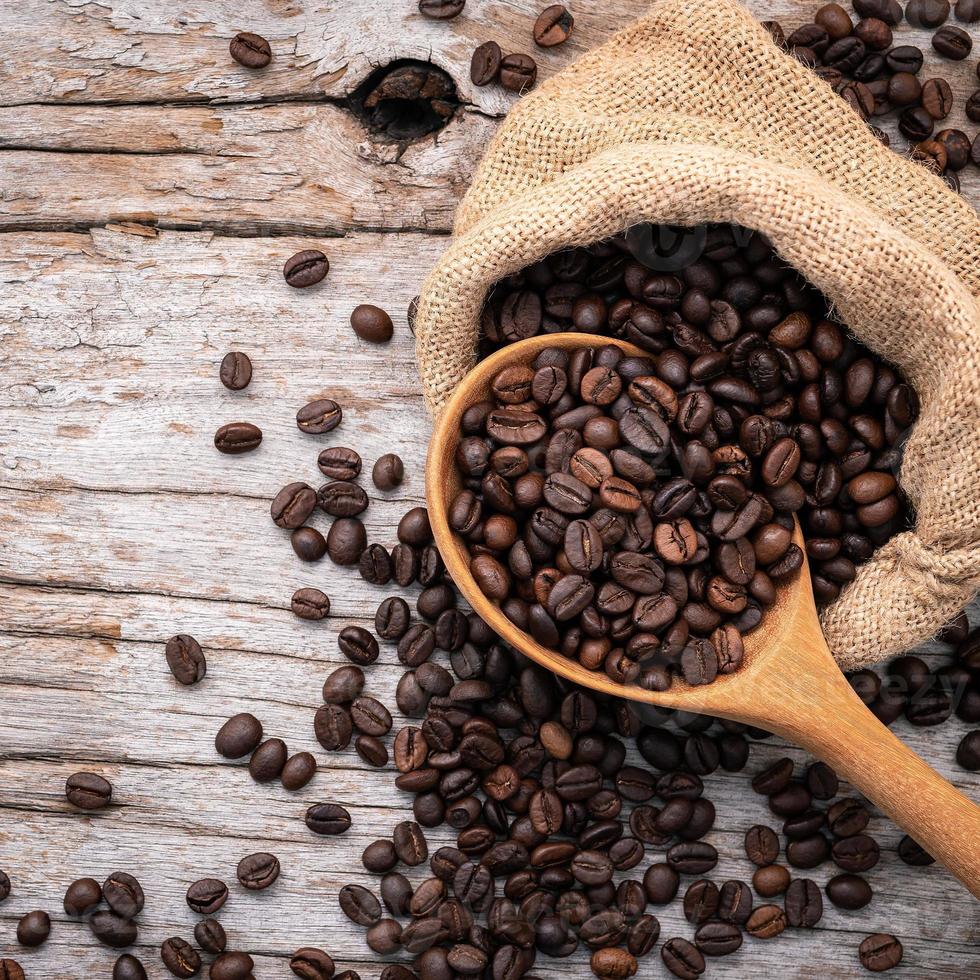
460,224,917,682
765,1,980,183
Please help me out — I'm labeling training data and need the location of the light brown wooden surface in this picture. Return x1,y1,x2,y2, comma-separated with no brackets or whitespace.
1,2,979,978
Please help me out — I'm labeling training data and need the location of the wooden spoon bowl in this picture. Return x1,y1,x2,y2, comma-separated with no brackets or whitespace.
426,332,980,897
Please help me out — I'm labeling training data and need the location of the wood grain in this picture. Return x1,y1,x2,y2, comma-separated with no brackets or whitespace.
1,1,979,977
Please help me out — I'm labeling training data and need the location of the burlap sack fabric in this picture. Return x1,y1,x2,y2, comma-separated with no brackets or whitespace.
414,0,980,670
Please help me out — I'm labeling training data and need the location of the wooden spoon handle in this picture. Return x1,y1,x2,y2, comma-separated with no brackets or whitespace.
772,667,980,899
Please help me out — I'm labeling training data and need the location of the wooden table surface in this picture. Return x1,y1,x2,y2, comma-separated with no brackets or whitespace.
0,2,978,977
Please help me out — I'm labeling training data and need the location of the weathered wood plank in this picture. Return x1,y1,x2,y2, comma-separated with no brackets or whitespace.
1,2,978,234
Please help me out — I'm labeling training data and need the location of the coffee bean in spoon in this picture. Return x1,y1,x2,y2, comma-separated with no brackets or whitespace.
350,304,394,343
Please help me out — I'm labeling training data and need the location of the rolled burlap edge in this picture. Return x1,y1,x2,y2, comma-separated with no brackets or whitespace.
414,142,980,668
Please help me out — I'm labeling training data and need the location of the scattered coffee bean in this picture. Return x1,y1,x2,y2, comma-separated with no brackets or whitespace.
907,0,951,27
471,41,502,86
195,918,226,954
282,751,318,790
66,771,112,810
291,587,331,621
113,954,148,980
249,737,288,782
826,872,873,909
186,878,228,916
64,877,102,916
219,351,252,390
746,904,787,939
104,872,144,919
318,447,362,480
305,803,352,836
236,852,280,890
211,952,254,980
230,32,271,69
215,712,262,758
351,304,394,343
284,250,329,288
328,517,368,565
165,634,206,685
272,482,318,529
16,911,50,947
753,864,791,897
661,937,705,978
292,526,328,562
214,422,262,454
373,453,405,491
418,0,465,19
297,398,342,434
534,5,574,47
956,0,980,20
784,878,823,927
161,937,200,978
290,947,335,980
499,53,538,93
933,24,972,59
90,910,138,948
859,933,903,971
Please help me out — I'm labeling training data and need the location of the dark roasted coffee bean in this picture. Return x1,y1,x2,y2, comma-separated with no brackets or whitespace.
419,0,465,18
853,0,902,23
907,0,951,26
292,587,330,621
66,771,112,809
291,526,327,562
886,45,924,73
471,41,502,86
826,873,873,910
210,952,253,980
90,911,138,948
103,872,144,919
351,304,394,343
195,919,226,954
284,250,329,288
290,948,335,980
297,398,342,434
113,955,148,980
230,32,271,68
249,737,287,782
956,729,980,769
219,351,252,390
339,884,382,926
237,852,280,889
499,54,538,93
214,421,262,454
161,938,200,978
745,824,780,865
186,878,228,915
373,453,404,490
859,934,903,972
64,877,102,916
317,447,362,480
661,937,705,978
746,904,786,939
933,24,972,59
832,834,880,872
393,820,429,866
784,878,823,927
338,625,379,666
319,481,368,517
328,517,367,565
215,713,262,758
16,911,50,947
164,633,207,685
534,5,574,46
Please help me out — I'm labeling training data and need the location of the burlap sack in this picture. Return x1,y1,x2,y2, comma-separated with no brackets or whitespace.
414,0,980,670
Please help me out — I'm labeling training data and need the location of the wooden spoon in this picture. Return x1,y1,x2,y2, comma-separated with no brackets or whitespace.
426,332,980,898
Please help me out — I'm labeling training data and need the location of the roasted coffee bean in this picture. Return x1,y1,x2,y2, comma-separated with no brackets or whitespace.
826,873,873,910
249,738,288,782
195,919,226,955
373,453,404,490
784,878,823,927
921,78,954,119
284,250,329,288
832,834,880,872
64,877,102,916
66,771,112,810
393,820,429,866
351,696,393,736
897,834,935,866
753,864,791,897
292,526,327,561
214,422,262,454
210,952,254,980
534,5,573,47
113,955,148,980
859,934,903,972
907,0,952,26
236,852,280,890
318,447,362,480
338,625,379,666
289,947,335,980
745,824,780,865
419,0,465,18
827,798,870,837
272,483,318,529
661,937,705,979
339,884,382,926
351,304,393,343
683,880,719,924
297,398,342,434
17,911,50,947
215,713,262,758
956,729,980,769
363,840,399,874
104,872,144,919
314,704,353,751
746,904,786,939
230,32,271,68
219,351,252,390
327,517,367,565
319,481,368,517
717,880,752,925
292,587,331,621
933,25,972,59
499,54,538,93
90,911,138,948
471,41,502,86
161,938,200,978
186,878,228,915
853,0,902,24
